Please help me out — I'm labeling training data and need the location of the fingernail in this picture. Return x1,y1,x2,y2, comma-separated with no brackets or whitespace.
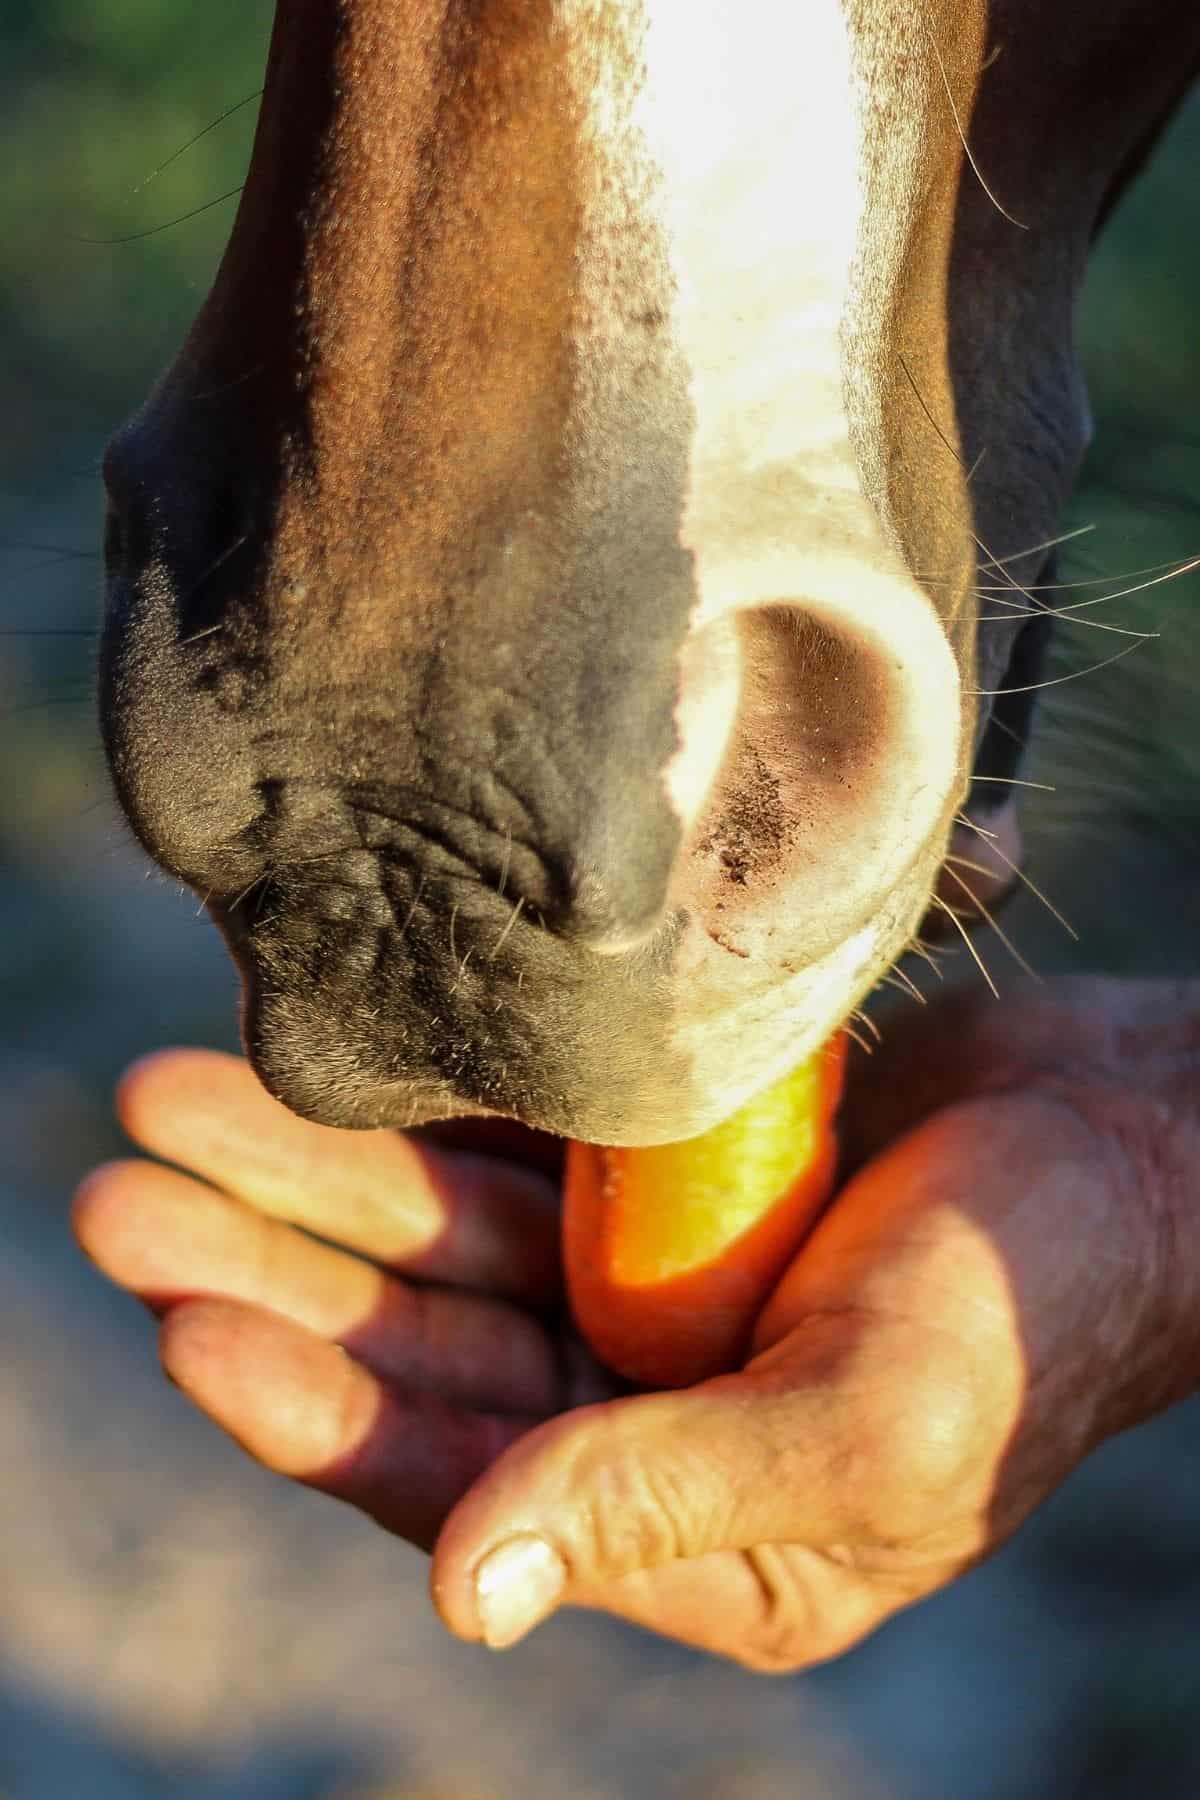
474,1534,566,1649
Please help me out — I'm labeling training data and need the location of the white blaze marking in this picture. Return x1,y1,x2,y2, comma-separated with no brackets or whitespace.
633,0,864,559
560,0,961,838
559,0,966,1116
635,1,872,825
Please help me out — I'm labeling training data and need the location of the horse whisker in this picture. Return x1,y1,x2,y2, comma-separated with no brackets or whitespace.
488,895,525,961
970,637,1149,697
954,812,1079,940
940,863,1039,981
977,522,1096,572
929,896,1000,998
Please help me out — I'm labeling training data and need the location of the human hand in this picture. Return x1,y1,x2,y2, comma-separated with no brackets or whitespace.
72,980,1199,1670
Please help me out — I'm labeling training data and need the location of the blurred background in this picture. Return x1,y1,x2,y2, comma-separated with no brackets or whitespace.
1,5,1198,1796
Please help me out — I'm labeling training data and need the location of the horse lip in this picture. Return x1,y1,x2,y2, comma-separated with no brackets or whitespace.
200,882,532,1130
230,952,500,1130
205,891,262,970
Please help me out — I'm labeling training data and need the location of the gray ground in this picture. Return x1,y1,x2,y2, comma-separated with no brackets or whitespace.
1,49,1198,1800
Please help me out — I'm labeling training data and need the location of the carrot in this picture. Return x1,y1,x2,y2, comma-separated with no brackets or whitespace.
563,1035,847,1388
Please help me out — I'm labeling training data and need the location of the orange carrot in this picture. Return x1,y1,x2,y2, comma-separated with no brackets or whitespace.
563,1035,847,1388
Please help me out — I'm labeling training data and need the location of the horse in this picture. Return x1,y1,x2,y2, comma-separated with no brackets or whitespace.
98,0,1200,1145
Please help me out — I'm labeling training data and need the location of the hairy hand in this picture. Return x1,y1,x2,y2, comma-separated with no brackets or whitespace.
73,981,1193,1670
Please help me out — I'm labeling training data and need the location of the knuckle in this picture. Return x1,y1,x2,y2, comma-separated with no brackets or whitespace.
762,1312,989,1547
563,1411,703,1578
733,1547,823,1675
853,1354,984,1542
320,1353,384,1476
732,1636,809,1676
580,1447,687,1575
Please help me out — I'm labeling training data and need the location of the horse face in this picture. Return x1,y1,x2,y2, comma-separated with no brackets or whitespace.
99,0,1200,1140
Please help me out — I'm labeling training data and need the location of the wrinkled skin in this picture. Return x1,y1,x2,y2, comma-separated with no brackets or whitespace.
98,1,1200,1145
75,980,1200,1668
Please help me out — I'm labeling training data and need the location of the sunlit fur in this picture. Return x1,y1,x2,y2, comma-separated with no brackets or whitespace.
97,0,1200,1141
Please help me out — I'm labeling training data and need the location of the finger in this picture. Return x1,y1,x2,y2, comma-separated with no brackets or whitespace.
160,1298,536,1553
574,1543,915,1672
429,1347,910,1651
74,1161,561,1416
116,1049,561,1304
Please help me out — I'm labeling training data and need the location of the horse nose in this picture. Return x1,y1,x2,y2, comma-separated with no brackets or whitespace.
98,417,271,896
99,427,683,956
102,415,257,633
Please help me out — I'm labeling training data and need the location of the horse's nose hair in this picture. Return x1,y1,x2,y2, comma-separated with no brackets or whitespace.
101,429,155,588
102,414,257,641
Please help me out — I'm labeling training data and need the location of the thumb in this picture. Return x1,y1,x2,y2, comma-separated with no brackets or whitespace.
430,1361,865,1649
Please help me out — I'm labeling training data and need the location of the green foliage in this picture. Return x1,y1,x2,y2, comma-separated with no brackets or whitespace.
0,2,271,476
1055,98,1200,862
1082,99,1200,462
